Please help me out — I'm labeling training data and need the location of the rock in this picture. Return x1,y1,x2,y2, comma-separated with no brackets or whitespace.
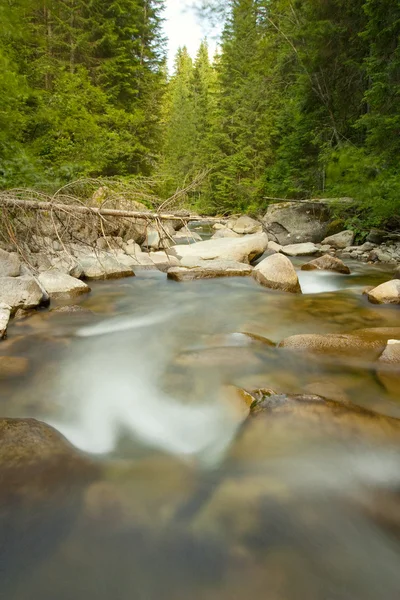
0,356,29,379
279,333,386,360
0,303,11,339
149,251,180,272
366,228,387,244
368,248,396,263
173,226,202,243
0,418,99,576
174,346,263,369
379,339,400,365
281,242,319,257
262,201,332,245
50,305,92,314
168,233,268,264
38,271,91,299
123,241,142,256
167,259,253,281
366,280,400,305
78,253,135,280
319,244,332,253
377,340,400,396
0,249,21,277
143,226,160,250
252,254,301,294
0,276,47,312
50,254,84,279
393,266,400,280
301,254,350,274
267,241,283,253
213,223,225,230
251,249,277,265
212,228,241,239
321,230,355,249
231,215,262,234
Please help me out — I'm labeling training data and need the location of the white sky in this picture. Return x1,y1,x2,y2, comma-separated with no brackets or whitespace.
163,1,220,73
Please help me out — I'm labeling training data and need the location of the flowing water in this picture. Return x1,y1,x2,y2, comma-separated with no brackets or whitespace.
1,244,400,599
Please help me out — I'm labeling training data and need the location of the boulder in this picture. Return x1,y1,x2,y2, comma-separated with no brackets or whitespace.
231,215,262,234
267,241,283,253
212,228,241,239
0,249,21,277
251,249,277,265
281,242,319,257
149,251,180,272
50,254,84,279
262,201,332,245
377,340,400,396
78,253,135,280
366,280,400,305
321,230,355,249
38,271,91,299
168,233,268,264
167,259,253,281
279,333,386,360
301,254,350,274
252,253,301,293
366,228,387,245
0,303,11,339
0,276,47,312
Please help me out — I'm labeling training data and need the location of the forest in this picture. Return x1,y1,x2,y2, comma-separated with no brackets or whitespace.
1,0,399,228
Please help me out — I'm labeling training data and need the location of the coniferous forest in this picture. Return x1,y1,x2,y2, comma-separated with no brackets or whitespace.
1,0,399,227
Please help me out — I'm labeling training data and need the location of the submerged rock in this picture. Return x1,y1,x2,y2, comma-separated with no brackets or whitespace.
0,303,11,339
321,230,355,249
0,276,48,311
0,249,21,277
168,233,268,264
281,242,319,257
167,259,253,281
366,280,400,305
252,253,302,293
0,355,29,378
301,254,350,274
38,271,91,299
279,332,386,360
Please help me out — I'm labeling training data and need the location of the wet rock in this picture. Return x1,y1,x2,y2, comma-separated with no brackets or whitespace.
281,242,319,257
366,280,400,305
231,215,262,235
301,254,350,274
50,305,93,314
0,355,29,378
350,327,400,341
262,201,332,245
0,249,21,277
321,230,355,249
174,346,264,369
393,265,400,280
0,418,99,576
167,259,253,281
303,381,349,403
78,253,135,280
0,303,11,339
0,275,47,312
168,233,268,264
377,340,400,397
279,333,385,360
38,271,91,299
212,228,241,239
379,339,400,364
252,254,302,294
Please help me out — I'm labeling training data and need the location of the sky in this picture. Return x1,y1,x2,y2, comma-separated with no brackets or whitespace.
163,1,221,72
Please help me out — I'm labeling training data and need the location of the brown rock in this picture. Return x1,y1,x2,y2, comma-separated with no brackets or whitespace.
366,280,400,304
252,253,301,293
279,333,385,360
301,254,350,274
167,259,252,281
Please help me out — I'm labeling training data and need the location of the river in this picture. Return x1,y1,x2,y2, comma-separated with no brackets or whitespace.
1,237,400,599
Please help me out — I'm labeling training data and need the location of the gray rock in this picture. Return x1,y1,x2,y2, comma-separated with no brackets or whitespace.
366,229,387,244
252,249,277,265
301,254,350,274
366,280,400,305
0,303,11,339
78,253,135,280
281,242,319,257
149,251,180,272
231,215,262,234
262,202,332,245
144,227,161,250
38,271,91,299
393,266,400,280
252,253,301,293
169,233,268,264
173,226,202,243
167,259,253,281
267,241,283,253
0,276,47,311
212,228,241,239
319,244,332,253
368,248,396,263
322,230,355,249
0,249,21,277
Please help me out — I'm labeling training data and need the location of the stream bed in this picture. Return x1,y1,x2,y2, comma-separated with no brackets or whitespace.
1,255,400,599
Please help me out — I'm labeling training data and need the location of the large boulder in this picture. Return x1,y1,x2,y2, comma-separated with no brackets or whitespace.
0,249,21,277
78,253,135,280
281,242,319,257
0,418,99,578
301,254,351,274
231,215,262,235
38,271,91,299
366,280,400,305
0,303,11,339
262,201,332,246
252,253,301,293
168,233,268,264
321,230,355,249
167,259,253,281
0,276,47,312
